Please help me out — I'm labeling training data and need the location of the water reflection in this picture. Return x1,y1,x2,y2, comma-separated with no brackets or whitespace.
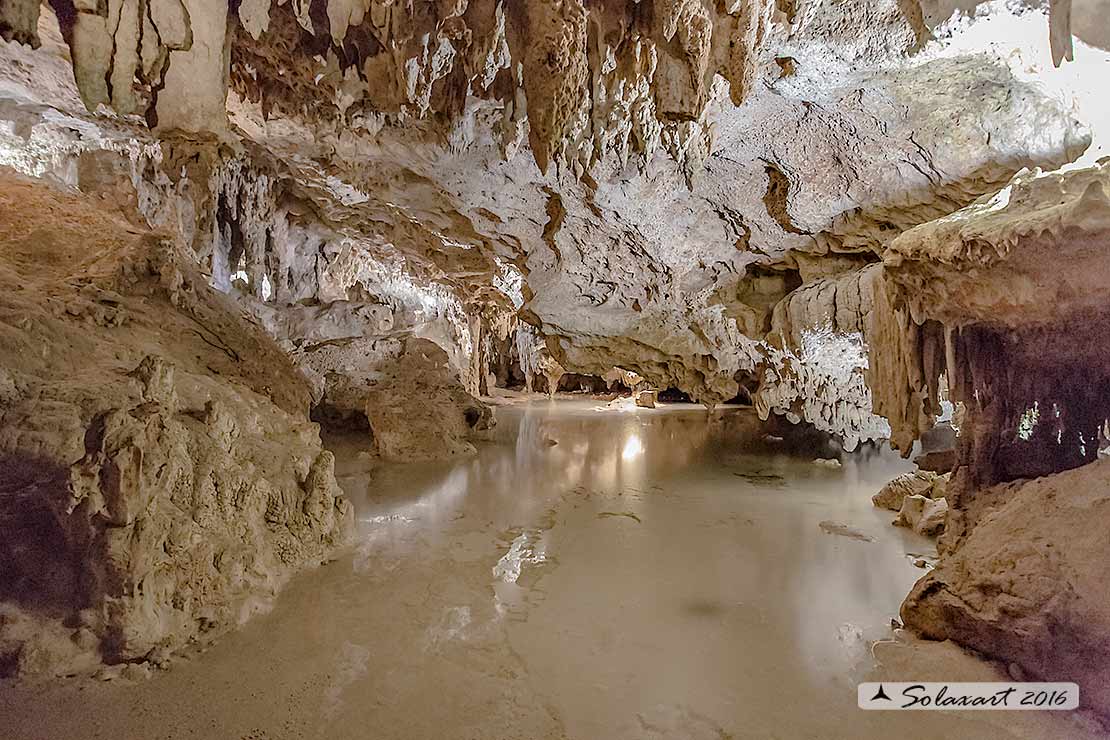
336,400,929,699
4,399,1093,740
621,433,643,460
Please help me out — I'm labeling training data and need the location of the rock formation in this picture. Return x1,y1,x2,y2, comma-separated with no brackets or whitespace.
872,470,948,511
0,173,352,677
635,389,659,409
892,494,948,537
0,0,1096,434
867,160,1110,714
1,0,1109,710
902,460,1110,715
299,332,492,460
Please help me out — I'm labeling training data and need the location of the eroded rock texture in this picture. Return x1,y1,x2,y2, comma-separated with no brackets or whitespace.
1,0,1109,697
0,174,353,677
1,1,1098,447
870,162,1110,461
903,461,1110,714
872,470,947,511
867,161,1110,713
299,333,492,460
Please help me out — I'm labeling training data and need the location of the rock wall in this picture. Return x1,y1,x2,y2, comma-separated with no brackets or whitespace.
869,162,1110,457
866,161,1110,716
0,174,353,677
298,333,492,461
1,0,1109,698
903,461,1110,716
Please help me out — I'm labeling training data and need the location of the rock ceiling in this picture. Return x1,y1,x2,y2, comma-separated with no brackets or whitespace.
0,0,1106,440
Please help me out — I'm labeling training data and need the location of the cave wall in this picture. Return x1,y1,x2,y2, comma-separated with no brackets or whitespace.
0,173,353,677
866,161,1110,715
0,0,1107,696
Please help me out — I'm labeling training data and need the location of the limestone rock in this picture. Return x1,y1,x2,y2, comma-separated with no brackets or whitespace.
868,162,1110,456
864,159,1110,717
753,265,892,450
1,1,1096,453
0,175,353,677
0,0,38,47
635,390,658,409
915,449,955,474
0,0,1106,706
873,470,948,511
894,494,948,537
603,367,644,391
299,333,492,461
362,337,494,461
516,323,565,396
902,459,1110,716
253,301,395,347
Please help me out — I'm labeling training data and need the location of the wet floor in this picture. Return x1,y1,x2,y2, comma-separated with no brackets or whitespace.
0,399,1104,739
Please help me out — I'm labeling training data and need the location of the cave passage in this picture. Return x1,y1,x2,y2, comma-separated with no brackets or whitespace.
1,0,1109,733
0,400,1097,739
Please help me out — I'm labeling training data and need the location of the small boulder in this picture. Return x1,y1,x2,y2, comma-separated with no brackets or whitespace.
894,494,948,537
635,390,657,408
873,470,947,511
916,498,949,536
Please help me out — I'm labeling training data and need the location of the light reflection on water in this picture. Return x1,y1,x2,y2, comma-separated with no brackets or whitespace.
3,399,1096,740
335,399,930,703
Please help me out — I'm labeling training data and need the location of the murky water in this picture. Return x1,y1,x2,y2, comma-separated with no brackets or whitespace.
0,399,1102,739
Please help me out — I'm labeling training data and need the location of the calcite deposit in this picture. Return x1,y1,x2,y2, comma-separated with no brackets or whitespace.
866,160,1110,713
1,0,1109,715
0,174,352,677
0,0,1095,432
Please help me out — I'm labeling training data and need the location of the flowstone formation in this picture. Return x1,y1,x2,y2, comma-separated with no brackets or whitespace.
1,0,1108,695
0,0,1098,445
0,174,353,678
867,161,1110,715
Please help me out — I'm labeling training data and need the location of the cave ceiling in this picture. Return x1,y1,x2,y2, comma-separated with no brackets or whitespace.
0,0,1105,408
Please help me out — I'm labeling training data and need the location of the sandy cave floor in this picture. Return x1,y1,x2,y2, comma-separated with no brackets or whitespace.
0,399,1104,740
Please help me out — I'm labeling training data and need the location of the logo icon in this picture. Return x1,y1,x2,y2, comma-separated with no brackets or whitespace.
870,684,892,702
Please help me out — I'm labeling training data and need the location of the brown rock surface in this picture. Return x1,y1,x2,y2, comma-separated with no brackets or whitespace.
902,459,1110,715
893,494,948,537
867,161,1110,715
0,1,1095,441
0,174,353,677
299,333,492,461
873,470,948,511
0,0,1108,705
361,336,493,461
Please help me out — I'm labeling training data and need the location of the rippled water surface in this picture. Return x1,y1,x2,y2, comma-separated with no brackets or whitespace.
1,399,1101,739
